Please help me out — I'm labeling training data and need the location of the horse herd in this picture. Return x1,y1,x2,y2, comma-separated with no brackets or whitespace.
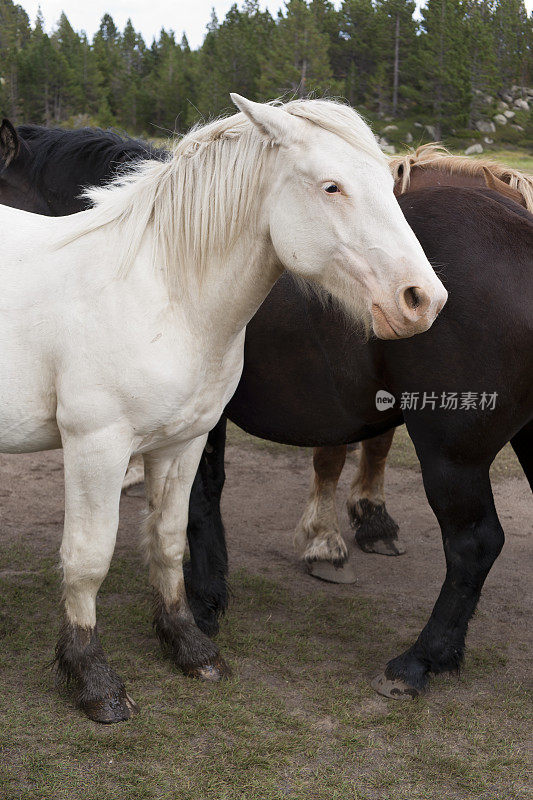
0,97,531,724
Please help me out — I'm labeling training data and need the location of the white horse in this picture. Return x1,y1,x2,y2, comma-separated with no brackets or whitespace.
0,95,446,722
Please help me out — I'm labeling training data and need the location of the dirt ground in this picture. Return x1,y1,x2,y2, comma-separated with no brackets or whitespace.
0,437,531,799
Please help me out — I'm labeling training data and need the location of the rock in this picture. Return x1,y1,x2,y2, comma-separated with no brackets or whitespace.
493,114,507,126
497,101,509,111
424,124,438,139
511,124,524,132
483,137,494,144
514,98,530,111
502,93,513,104
504,110,515,118
378,136,389,146
475,119,496,133
382,124,398,133
465,144,483,155
413,122,423,128
405,131,413,143
380,144,396,155
483,95,494,105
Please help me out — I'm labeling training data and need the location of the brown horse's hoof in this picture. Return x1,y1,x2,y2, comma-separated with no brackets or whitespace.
308,560,357,584
185,657,231,682
371,673,420,699
359,537,406,556
82,691,139,724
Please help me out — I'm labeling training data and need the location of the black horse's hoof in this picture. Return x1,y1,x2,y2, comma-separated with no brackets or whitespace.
358,537,406,556
371,673,420,699
82,690,139,724
308,559,357,584
185,656,231,682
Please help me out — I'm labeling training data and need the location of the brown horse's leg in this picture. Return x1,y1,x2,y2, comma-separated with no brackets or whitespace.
294,446,352,580
347,429,405,556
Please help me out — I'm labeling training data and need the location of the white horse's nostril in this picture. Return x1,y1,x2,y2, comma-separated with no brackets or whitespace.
398,285,431,321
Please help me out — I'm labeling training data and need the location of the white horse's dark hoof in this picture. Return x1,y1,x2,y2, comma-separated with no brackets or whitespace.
185,656,231,682
82,690,139,723
308,560,357,584
371,673,420,699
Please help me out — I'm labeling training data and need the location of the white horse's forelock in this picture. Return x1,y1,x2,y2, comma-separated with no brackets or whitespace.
57,99,386,300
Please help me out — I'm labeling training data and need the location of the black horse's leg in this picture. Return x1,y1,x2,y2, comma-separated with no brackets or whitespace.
373,456,504,698
347,429,404,556
183,416,229,637
510,420,533,492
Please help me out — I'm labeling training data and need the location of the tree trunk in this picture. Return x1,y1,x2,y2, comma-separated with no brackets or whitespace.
392,14,400,116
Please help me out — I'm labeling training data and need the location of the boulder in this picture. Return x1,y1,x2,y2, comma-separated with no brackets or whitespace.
380,144,396,155
475,119,496,133
465,143,483,156
514,98,530,111
378,136,389,146
413,122,423,128
504,110,515,119
511,124,525,132
405,131,413,143
493,114,507,126
502,93,513,104
483,137,494,144
497,100,509,111
382,124,398,133
424,124,438,139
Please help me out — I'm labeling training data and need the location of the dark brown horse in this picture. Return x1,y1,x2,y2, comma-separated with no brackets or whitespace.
205,187,532,699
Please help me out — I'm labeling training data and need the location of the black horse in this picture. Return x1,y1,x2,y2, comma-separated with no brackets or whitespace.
1,121,531,698
0,118,167,214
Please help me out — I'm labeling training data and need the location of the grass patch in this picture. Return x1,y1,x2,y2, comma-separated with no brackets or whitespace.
0,548,530,800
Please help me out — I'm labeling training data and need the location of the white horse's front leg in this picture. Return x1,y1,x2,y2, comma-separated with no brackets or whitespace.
142,437,230,681
55,426,138,723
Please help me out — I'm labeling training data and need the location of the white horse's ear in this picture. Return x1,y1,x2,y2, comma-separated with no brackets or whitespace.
230,94,302,146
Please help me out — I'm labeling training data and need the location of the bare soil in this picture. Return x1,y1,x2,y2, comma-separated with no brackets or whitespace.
0,440,531,800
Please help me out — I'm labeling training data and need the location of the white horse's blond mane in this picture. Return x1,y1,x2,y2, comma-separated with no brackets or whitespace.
60,98,385,300
390,143,533,211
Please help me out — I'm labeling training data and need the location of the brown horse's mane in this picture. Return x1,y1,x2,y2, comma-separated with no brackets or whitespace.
389,143,533,212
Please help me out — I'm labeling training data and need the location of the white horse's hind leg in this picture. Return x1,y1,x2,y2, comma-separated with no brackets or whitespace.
122,453,144,490
55,427,137,723
294,446,349,568
142,437,230,681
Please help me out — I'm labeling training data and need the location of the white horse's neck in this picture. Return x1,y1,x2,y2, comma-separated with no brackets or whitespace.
184,234,283,345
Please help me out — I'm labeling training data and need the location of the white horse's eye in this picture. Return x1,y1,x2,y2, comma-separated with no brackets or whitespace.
324,183,340,194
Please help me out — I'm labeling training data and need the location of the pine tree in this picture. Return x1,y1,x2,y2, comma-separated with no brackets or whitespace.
0,0,32,120
336,0,378,106
492,0,530,90
193,2,274,119
92,13,122,124
374,1,418,116
418,0,471,137
17,9,65,123
259,0,340,98
464,1,498,125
